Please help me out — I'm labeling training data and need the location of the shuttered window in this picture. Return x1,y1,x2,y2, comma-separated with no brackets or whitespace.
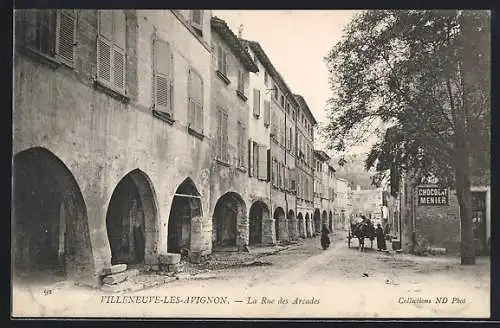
290,168,296,192
253,141,259,177
17,10,76,66
271,158,276,186
190,10,203,33
237,70,245,94
257,145,268,181
237,122,246,168
264,100,270,127
216,107,228,163
56,10,76,65
188,68,204,133
271,110,277,137
153,38,174,115
253,88,260,117
97,10,126,93
217,46,228,76
248,139,253,177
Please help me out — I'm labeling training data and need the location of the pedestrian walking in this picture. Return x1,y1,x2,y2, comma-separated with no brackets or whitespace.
375,223,387,251
320,223,331,250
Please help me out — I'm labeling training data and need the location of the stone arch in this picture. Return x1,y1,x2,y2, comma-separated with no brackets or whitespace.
273,207,286,243
314,209,321,234
322,210,328,228
167,177,203,255
297,213,305,238
105,169,158,267
12,147,94,281
213,192,247,249
249,200,270,246
287,209,296,241
329,211,333,232
305,213,311,238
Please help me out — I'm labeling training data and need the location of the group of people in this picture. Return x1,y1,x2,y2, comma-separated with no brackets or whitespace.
319,215,391,251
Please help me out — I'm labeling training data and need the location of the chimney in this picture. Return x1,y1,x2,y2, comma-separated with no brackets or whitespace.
238,24,244,38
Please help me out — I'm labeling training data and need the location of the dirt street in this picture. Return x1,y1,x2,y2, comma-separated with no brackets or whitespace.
12,233,490,318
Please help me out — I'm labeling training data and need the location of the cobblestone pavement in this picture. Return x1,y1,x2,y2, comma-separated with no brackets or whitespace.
12,232,490,318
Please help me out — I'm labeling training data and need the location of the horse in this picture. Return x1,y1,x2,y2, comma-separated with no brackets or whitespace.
350,221,376,251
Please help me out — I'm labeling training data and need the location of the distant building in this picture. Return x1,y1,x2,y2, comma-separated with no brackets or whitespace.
313,150,331,235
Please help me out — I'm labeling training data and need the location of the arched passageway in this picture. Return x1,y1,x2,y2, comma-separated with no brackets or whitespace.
322,210,328,227
213,192,246,249
274,207,286,243
305,213,311,238
167,178,202,254
313,209,321,234
329,211,333,232
287,210,296,240
106,169,158,266
297,213,305,238
249,201,270,246
13,147,93,281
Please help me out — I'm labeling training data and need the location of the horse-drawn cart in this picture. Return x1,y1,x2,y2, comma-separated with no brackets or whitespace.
347,217,376,250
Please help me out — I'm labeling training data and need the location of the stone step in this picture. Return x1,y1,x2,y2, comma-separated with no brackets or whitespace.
167,263,184,273
102,264,127,276
159,253,181,265
102,269,140,285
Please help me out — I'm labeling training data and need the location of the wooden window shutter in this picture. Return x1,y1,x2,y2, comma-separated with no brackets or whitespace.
252,141,259,177
191,10,203,31
267,149,271,182
258,145,267,181
56,10,76,65
112,10,126,91
222,111,228,163
154,40,173,113
248,139,253,177
97,10,113,84
216,108,223,160
253,88,260,117
264,100,270,126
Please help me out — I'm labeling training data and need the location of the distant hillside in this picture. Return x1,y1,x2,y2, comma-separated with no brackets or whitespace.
330,153,376,190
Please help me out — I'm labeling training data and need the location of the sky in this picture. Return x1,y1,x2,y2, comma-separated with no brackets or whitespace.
213,10,370,155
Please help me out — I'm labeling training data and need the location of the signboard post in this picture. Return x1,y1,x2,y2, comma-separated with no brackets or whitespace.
417,186,449,206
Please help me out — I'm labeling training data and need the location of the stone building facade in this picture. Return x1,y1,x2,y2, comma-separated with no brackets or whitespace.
397,172,491,255
294,95,316,238
313,150,331,235
13,9,214,283
243,40,300,244
333,177,348,231
209,17,258,251
12,11,329,286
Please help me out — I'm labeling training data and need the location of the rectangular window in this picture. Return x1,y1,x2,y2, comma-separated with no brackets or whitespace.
153,39,174,115
17,10,77,66
253,141,259,177
257,145,268,181
253,88,261,117
190,10,203,35
273,84,278,100
248,139,254,177
264,71,269,87
264,100,271,127
97,10,126,93
271,110,277,137
188,68,204,133
280,95,285,108
217,46,228,76
216,107,228,163
237,70,245,94
271,158,277,186
237,121,246,168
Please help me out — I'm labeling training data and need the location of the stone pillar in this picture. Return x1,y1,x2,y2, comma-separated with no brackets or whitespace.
236,206,249,249
263,218,276,245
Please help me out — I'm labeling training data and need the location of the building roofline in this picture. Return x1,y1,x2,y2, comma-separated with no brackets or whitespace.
211,17,259,73
240,39,299,107
314,149,330,162
293,94,318,125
